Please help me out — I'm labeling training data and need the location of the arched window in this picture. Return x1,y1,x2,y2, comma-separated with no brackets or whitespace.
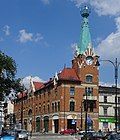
86,75,93,83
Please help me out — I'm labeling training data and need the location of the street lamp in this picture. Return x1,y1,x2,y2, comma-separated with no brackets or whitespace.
85,89,88,139
80,101,83,130
96,58,120,132
21,92,23,129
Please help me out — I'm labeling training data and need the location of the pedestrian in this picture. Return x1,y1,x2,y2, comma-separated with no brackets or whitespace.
30,130,32,138
76,127,79,133
42,128,45,134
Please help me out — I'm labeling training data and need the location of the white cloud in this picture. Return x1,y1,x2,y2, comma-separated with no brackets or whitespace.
34,33,43,42
70,0,88,8
18,29,44,43
90,0,120,16
41,0,50,5
22,76,45,89
3,25,10,36
70,0,120,16
18,29,33,43
95,17,120,60
115,17,120,31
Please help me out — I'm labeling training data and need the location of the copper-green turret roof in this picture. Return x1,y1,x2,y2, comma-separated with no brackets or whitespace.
77,6,92,55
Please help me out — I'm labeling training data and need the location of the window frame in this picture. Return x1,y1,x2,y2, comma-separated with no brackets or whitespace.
86,75,93,83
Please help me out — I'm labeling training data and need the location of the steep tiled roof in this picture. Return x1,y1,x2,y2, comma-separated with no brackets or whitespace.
33,81,44,90
58,68,80,81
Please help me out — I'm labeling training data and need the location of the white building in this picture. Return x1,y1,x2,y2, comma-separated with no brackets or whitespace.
99,86,120,131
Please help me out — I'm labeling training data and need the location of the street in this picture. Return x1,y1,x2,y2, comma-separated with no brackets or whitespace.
29,134,77,140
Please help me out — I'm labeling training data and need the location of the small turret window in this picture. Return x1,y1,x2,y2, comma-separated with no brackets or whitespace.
86,75,93,83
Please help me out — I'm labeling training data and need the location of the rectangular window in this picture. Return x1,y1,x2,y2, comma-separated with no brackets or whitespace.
43,105,45,113
118,97,120,104
70,101,75,111
58,102,60,111
104,108,107,115
48,104,50,113
52,103,54,112
103,122,108,128
85,87,93,96
70,87,75,96
90,103,94,112
55,102,57,112
104,96,107,103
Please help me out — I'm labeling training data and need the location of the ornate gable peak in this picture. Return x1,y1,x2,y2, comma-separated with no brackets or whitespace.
83,43,95,57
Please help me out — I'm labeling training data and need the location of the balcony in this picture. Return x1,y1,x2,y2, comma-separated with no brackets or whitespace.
83,95,97,100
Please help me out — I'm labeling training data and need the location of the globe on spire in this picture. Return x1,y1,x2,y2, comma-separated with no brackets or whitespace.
81,6,90,18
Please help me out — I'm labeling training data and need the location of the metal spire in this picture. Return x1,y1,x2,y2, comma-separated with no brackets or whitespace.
77,6,92,55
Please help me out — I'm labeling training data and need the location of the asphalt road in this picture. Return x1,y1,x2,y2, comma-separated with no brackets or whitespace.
29,134,77,140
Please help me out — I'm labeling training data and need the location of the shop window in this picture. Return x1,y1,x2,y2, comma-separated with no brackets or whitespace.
103,122,108,128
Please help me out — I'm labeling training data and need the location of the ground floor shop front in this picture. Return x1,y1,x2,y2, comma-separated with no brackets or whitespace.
99,117,117,131
21,113,99,133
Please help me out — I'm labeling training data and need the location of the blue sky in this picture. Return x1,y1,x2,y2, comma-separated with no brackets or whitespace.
0,0,120,86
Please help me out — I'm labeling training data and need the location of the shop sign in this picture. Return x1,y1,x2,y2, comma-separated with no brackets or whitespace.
99,118,115,123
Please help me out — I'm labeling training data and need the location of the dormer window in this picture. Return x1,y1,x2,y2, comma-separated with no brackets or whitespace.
86,75,93,83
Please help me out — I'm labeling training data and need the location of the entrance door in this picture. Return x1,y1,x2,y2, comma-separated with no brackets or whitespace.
54,119,59,133
67,119,76,130
44,116,49,132
36,117,40,132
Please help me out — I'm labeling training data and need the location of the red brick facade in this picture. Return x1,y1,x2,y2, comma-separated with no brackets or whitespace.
14,49,99,133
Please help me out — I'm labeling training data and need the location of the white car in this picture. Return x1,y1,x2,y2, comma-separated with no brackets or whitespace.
17,130,28,140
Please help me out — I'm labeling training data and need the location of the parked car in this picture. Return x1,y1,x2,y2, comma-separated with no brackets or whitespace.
77,131,106,140
0,135,16,140
0,130,17,140
107,133,120,140
60,129,76,135
17,129,28,140
75,130,96,140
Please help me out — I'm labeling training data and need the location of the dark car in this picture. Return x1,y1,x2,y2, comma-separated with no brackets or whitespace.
60,129,76,135
81,132,106,140
107,133,120,140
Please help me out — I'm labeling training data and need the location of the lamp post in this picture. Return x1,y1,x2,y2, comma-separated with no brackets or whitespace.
81,101,83,130
85,90,88,139
96,58,120,132
21,92,23,129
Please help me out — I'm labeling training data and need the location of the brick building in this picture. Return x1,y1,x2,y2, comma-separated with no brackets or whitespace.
14,6,100,133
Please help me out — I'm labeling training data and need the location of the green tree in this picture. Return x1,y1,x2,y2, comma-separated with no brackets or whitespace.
0,51,23,100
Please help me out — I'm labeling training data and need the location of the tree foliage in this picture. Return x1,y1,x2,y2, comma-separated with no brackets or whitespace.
0,51,24,100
